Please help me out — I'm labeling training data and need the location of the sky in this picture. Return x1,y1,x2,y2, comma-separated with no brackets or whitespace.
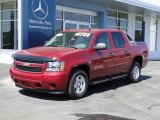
139,0,160,6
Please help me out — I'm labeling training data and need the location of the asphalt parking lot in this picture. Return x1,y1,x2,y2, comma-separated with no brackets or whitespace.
0,61,160,120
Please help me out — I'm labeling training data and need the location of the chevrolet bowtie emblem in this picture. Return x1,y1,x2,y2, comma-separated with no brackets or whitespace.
23,63,30,67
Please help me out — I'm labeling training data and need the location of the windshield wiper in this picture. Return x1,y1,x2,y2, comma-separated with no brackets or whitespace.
45,45,78,49
68,46,78,49
45,45,60,47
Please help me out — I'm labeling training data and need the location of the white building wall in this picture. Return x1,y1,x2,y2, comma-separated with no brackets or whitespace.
149,19,160,60
157,19,160,52
143,14,160,60
0,50,16,64
18,0,22,50
128,13,135,40
128,13,160,60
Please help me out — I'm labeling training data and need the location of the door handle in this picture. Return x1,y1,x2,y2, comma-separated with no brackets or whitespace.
109,53,115,57
124,50,130,56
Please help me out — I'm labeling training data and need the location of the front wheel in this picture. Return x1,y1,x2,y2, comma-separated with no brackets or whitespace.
127,62,141,83
66,70,88,99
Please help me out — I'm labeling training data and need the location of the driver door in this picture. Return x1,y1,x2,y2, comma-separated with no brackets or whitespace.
91,32,117,79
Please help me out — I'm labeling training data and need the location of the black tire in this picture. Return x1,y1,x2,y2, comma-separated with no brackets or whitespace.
66,69,88,99
127,62,141,83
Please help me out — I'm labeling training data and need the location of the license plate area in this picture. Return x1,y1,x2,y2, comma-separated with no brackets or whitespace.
21,81,31,87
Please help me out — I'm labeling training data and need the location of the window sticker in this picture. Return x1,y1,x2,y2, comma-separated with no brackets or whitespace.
80,32,85,36
75,32,91,37
86,33,91,37
83,33,88,37
56,33,63,37
76,32,80,36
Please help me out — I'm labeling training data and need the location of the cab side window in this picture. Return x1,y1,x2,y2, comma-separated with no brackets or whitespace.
111,32,125,48
94,33,111,49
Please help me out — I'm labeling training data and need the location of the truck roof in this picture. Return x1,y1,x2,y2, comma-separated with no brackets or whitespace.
64,29,124,33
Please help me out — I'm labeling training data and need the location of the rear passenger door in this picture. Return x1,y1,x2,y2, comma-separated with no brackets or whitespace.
110,32,131,74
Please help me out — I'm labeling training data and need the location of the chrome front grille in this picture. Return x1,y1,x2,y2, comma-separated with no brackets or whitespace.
14,59,45,73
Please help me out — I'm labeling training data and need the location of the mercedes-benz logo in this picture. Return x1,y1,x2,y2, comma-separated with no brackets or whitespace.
32,0,48,20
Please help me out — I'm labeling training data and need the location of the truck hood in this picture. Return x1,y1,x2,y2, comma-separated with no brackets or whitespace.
16,46,83,59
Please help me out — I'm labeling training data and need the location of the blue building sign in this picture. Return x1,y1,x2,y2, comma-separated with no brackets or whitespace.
22,0,56,49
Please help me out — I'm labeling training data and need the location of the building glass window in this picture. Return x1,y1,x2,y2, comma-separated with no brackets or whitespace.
107,10,128,32
64,11,98,29
56,10,63,19
64,12,90,23
56,11,63,33
108,17,117,27
91,16,98,28
56,10,98,33
150,18,157,51
1,1,18,50
135,16,143,42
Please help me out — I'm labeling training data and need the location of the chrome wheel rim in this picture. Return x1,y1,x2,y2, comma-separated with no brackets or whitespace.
133,66,140,80
74,75,86,94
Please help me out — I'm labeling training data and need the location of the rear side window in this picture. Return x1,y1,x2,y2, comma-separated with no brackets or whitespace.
94,33,111,49
111,32,125,48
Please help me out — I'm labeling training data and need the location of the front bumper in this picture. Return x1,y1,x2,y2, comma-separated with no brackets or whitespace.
10,67,69,93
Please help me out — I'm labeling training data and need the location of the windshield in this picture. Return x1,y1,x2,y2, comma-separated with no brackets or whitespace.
45,32,93,49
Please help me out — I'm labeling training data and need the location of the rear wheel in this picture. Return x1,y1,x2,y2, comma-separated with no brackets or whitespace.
127,62,141,83
66,69,88,99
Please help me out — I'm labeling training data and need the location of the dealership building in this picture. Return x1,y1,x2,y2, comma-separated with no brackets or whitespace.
0,0,160,64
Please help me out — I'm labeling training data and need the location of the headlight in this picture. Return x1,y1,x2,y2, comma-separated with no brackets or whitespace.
46,61,65,72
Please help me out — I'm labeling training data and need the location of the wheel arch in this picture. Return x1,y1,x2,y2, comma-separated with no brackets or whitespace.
132,56,143,68
69,64,90,80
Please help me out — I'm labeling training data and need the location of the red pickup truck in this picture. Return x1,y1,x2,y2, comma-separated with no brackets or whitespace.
10,29,148,99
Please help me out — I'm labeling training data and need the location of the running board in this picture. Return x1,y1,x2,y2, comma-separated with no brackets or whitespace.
91,74,127,85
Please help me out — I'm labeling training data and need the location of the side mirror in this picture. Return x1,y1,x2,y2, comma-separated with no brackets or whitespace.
94,43,107,50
